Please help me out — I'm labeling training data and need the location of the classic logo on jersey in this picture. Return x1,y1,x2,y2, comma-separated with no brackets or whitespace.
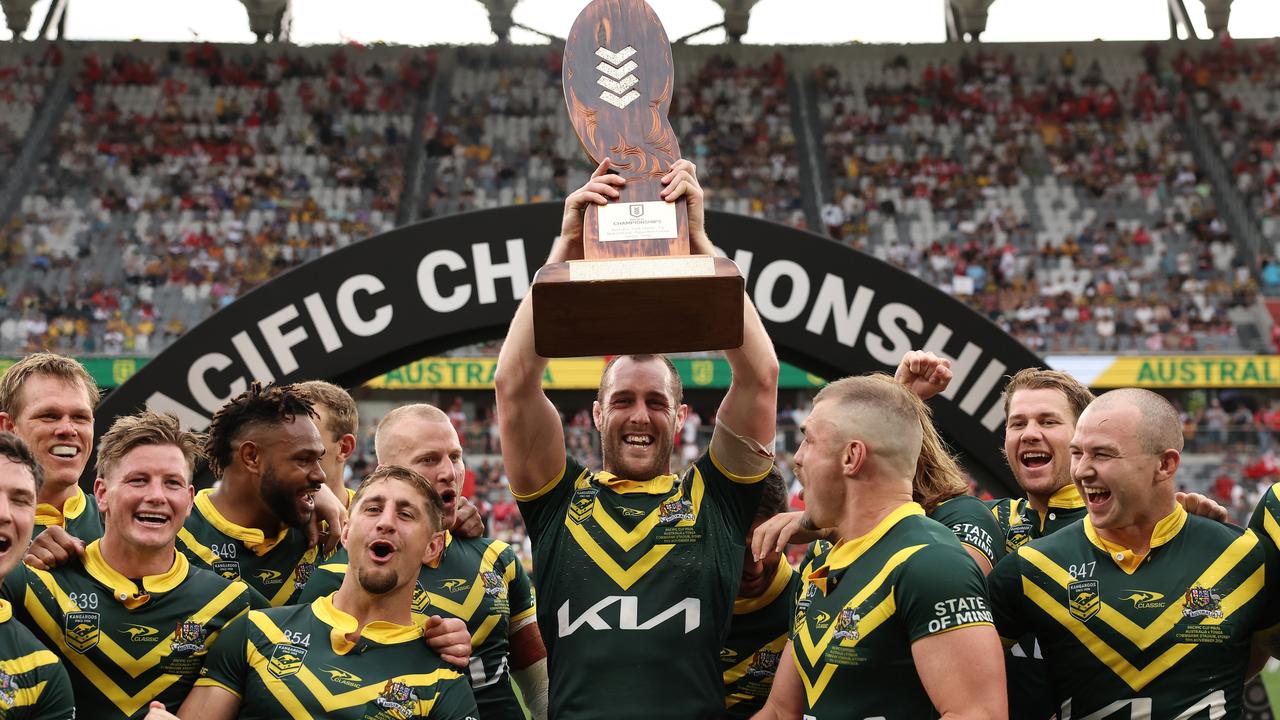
746,649,781,679
440,578,470,593
411,582,431,614
255,570,285,585
122,624,161,642
293,562,314,590
268,643,308,678
1183,586,1224,620
832,607,861,642
1120,590,1167,609
658,496,694,525
0,669,16,708
813,611,832,629
1067,579,1100,622
481,571,505,598
720,648,738,661
374,679,419,719
171,621,207,655
212,560,241,581
323,667,364,688
617,506,646,518
64,611,101,653
568,495,594,524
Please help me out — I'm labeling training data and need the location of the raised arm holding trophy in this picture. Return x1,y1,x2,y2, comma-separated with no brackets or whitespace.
493,2,780,716
530,0,744,357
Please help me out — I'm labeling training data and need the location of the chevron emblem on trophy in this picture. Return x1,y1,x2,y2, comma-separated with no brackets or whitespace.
596,45,640,108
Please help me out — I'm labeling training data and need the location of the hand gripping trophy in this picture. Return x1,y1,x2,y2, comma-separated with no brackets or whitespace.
530,0,744,358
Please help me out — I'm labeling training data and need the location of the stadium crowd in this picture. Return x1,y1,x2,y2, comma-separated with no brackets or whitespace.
1,40,1275,354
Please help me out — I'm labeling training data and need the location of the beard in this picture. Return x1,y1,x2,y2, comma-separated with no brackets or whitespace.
601,427,675,480
260,466,312,528
357,566,399,595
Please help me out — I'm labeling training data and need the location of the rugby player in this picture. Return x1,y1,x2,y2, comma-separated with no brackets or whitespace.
0,411,255,719
300,404,547,719
295,380,360,508
153,465,479,720
493,158,778,719
722,468,797,719
988,388,1280,718
0,432,74,720
754,376,1006,719
0,352,102,541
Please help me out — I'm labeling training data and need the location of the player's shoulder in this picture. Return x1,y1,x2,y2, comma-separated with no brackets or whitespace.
1013,517,1089,560
931,494,996,525
249,599,315,629
0,612,50,655
1180,512,1252,548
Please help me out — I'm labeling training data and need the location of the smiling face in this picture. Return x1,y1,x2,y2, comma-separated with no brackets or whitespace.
344,477,441,596
594,357,686,480
94,443,194,553
1069,403,1170,531
376,417,462,529
0,457,37,579
1004,387,1076,502
253,417,326,528
0,375,95,498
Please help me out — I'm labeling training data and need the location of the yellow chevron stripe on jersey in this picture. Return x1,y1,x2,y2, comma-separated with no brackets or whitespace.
723,633,788,690
245,611,458,716
796,544,925,667
797,589,900,706
470,614,503,648
1021,564,1264,693
1262,509,1280,554
1020,531,1259,648
0,648,59,676
427,541,507,619
176,528,220,565
565,467,707,591
21,576,249,716
25,566,248,673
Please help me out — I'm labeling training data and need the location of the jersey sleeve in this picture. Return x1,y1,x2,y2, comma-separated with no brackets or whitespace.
196,611,252,698
21,657,75,720
696,448,769,538
932,497,1003,567
426,670,480,719
1249,484,1280,552
895,541,994,644
503,545,536,626
297,562,345,606
0,562,26,603
986,551,1028,644
513,455,584,546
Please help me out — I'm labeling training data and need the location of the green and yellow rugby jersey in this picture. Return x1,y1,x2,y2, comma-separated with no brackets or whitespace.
790,502,993,718
0,598,75,720
34,485,103,541
299,531,536,719
987,484,1086,720
987,484,1087,556
989,506,1280,719
516,450,767,720
176,489,325,607
721,558,799,719
0,541,253,719
1248,481,1280,555
929,493,1003,568
197,594,479,719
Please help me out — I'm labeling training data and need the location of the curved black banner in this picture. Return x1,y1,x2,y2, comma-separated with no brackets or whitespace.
94,204,1042,495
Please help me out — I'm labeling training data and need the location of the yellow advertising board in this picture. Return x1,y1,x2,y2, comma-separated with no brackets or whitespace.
365,357,607,390
1087,356,1280,388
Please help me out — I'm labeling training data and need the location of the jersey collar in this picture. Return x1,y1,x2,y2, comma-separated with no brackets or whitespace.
807,502,924,595
195,488,290,555
35,486,89,528
425,531,454,569
1085,505,1187,575
84,540,190,608
593,471,677,495
1048,484,1086,510
312,594,426,655
0,599,11,624
735,557,794,615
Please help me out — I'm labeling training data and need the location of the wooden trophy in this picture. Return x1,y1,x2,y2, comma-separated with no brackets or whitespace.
530,0,744,358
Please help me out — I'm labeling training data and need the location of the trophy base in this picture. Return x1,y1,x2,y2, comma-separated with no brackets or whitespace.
531,255,745,358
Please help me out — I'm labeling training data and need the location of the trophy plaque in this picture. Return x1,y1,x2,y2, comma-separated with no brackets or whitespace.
530,0,744,358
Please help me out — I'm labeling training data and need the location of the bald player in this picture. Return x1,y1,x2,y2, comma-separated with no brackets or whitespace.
989,389,1280,718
